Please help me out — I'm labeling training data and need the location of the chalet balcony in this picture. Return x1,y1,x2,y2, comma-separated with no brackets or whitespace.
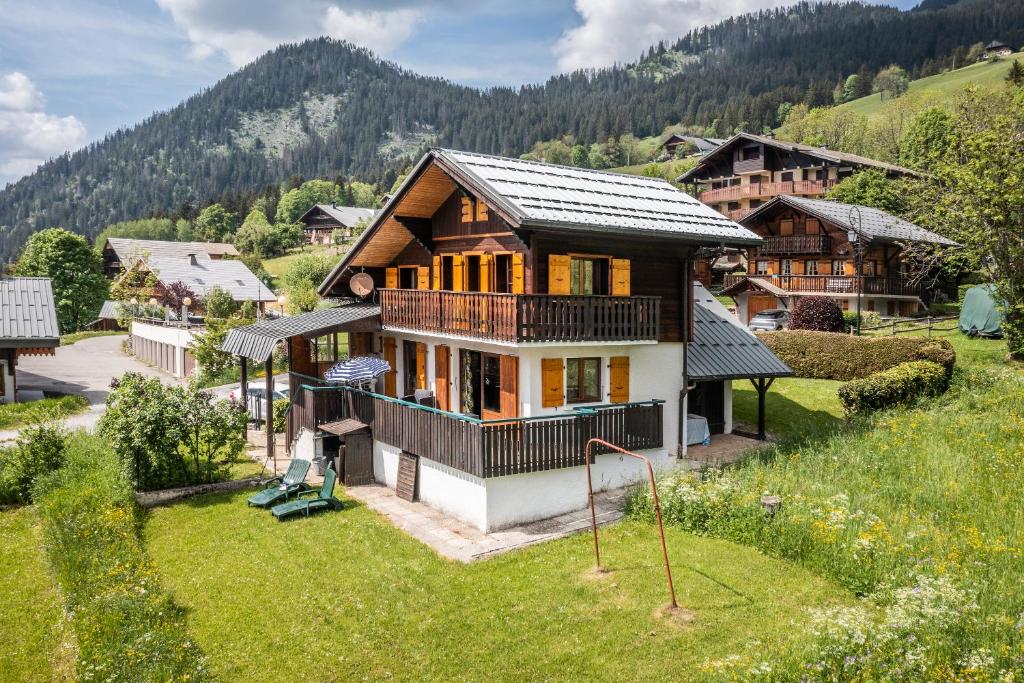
699,179,836,204
380,289,661,344
287,374,664,478
723,274,922,297
733,157,766,175
757,234,832,255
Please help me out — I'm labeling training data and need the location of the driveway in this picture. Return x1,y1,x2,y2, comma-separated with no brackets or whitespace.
0,334,185,441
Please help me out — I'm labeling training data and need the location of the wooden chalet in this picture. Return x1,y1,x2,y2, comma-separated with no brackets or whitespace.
223,148,792,532
0,278,60,403
721,195,958,322
298,204,375,245
677,133,916,222
101,238,238,278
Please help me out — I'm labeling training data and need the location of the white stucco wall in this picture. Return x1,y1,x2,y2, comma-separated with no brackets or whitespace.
373,440,401,489
417,458,488,531
129,321,198,377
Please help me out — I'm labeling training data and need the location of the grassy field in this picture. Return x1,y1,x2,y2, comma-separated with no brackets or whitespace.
262,243,345,280
0,394,89,429
732,376,844,440
838,52,1023,120
60,330,125,345
609,156,697,182
0,508,70,680
146,491,850,680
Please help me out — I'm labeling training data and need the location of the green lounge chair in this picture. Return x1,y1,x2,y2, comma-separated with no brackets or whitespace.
247,459,311,508
271,467,344,520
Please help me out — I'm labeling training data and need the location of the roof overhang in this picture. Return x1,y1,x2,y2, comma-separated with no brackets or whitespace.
720,276,790,298
222,303,380,362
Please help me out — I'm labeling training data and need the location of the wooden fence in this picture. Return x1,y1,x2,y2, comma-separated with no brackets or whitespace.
859,315,959,337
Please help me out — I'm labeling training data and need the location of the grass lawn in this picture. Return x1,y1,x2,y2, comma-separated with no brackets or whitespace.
0,394,89,430
262,243,345,280
59,330,125,346
732,377,844,440
0,508,70,681
146,491,850,681
838,52,1023,120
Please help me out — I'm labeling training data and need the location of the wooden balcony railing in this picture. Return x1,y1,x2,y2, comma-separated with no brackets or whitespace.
380,289,660,343
723,273,921,296
757,234,832,255
700,179,836,204
287,373,664,478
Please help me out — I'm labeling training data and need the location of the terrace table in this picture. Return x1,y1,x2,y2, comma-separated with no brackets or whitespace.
686,414,711,446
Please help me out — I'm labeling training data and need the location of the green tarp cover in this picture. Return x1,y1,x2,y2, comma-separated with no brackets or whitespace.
959,285,1003,337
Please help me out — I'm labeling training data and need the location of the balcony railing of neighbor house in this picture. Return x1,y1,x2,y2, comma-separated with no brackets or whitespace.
723,273,922,296
287,372,664,479
757,234,832,255
379,289,660,343
699,179,836,204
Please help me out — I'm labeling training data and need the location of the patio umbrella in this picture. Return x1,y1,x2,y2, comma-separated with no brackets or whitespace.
324,356,391,385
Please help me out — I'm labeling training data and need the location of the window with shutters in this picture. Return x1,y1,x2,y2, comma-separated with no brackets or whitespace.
398,266,418,289
781,259,793,275
566,357,601,403
493,253,513,293
440,255,455,290
755,260,770,275
805,259,819,275
464,254,481,291
831,259,847,275
569,256,609,295
780,219,794,236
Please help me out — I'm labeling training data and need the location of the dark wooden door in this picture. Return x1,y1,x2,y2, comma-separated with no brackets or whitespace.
690,381,726,435
747,295,777,322
343,431,373,486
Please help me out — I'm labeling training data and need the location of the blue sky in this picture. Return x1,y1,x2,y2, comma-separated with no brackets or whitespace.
0,0,918,186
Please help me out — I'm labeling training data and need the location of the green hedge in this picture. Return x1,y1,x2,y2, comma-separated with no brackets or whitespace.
33,435,211,681
757,330,955,381
838,361,949,415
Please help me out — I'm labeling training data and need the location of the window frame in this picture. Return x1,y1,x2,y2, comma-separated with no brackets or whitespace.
565,357,602,404
567,254,611,296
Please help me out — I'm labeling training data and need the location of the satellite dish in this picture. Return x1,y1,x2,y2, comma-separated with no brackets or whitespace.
350,272,375,298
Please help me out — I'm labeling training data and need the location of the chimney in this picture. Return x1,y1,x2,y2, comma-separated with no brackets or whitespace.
331,201,337,209
188,253,198,266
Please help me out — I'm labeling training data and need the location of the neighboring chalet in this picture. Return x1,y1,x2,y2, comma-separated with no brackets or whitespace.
87,300,126,332
298,203,376,245
223,148,792,533
101,238,238,278
983,41,1013,59
0,278,60,403
661,134,725,158
721,195,958,322
677,132,915,221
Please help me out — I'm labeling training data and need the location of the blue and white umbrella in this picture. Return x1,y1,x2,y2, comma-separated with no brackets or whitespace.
324,356,391,385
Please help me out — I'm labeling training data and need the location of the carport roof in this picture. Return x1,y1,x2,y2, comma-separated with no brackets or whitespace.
688,302,793,381
222,303,380,362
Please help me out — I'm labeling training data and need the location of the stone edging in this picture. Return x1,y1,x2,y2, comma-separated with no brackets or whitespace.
135,477,267,508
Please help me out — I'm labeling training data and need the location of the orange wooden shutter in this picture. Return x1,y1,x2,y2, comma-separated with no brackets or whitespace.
511,253,525,294
434,345,450,411
845,260,856,276
611,259,631,296
432,256,441,289
819,259,830,276
780,219,794,236
548,255,571,295
475,200,489,222
385,267,398,289
452,255,464,292
415,342,427,390
806,218,820,235
499,354,519,418
791,259,804,275
382,337,397,397
460,197,473,222
417,266,430,290
609,356,629,404
479,254,492,293
541,358,564,408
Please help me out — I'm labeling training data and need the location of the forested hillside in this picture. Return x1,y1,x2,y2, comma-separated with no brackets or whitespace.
1,0,1022,263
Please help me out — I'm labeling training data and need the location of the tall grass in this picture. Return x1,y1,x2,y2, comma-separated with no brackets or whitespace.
631,351,1024,678
33,435,210,681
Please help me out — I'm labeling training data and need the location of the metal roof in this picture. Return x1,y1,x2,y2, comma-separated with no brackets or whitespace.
677,132,917,183
145,254,277,302
744,195,959,247
301,204,376,228
105,238,238,262
0,278,60,347
720,276,790,298
433,148,763,245
97,300,120,319
222,303,380,362
688,300,793,381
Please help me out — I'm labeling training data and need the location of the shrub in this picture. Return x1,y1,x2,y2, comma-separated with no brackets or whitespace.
788,296,844,332
842,309,882,332
273,398,289,433
758,330,955,380
0,422,70,504
33,435,210,681
838,360,949,415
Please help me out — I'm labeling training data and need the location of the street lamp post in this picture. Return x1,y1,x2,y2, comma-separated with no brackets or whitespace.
277,294,287,317
847,206,865,335
181,296,192,328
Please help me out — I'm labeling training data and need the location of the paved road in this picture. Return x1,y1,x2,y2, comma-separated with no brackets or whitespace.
0,334,184,441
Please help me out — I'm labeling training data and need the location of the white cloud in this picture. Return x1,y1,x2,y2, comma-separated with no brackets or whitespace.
0,72,87,183
155,0,429,67
555,0,808,71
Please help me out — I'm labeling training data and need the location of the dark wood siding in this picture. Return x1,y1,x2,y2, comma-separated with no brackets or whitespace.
431,191,514,239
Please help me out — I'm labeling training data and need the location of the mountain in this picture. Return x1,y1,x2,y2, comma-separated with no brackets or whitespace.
2,0,1023,263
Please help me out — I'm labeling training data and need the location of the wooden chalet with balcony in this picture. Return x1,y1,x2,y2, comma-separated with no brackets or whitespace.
223,148,793,532
720,195,958,322
676,133,916,222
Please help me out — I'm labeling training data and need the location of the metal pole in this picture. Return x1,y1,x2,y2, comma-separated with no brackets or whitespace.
239,357,248,439
584,438,678,609
856,246,863,335
266,356,275,474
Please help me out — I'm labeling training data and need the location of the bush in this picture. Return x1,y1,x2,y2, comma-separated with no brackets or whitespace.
758,330,956,380
273,398,289,433
842,310,882,332
0,422,70,504
33,435,210,681
788,296,845,332
838,360,949,415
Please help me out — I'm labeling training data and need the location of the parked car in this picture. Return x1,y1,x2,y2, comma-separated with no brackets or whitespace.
748,309,789,332
230,381,288,421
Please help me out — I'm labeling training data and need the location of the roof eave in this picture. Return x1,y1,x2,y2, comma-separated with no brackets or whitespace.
520,218,763,246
